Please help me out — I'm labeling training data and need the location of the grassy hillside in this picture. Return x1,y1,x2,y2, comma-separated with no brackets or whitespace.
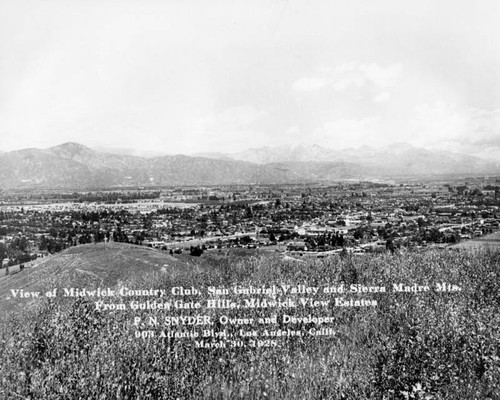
1,248,499,399
0,242,183,313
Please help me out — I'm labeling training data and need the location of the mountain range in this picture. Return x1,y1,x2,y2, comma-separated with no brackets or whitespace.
0,142,497,189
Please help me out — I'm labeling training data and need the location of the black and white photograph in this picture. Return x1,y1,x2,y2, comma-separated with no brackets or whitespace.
1,0,499,398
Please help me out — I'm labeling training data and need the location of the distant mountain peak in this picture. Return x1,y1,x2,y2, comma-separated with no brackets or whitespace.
48,142,94,157
0,141,497,189
50,142,91,151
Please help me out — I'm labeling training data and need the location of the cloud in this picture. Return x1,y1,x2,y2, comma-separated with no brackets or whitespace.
292,77,330,92
284,125,303,142
183,105,268,153
373,91,391,103
331,75,366,91
292,62,402,93
359,63,402,88
202,106,267,130
312,117,383,149
410,102,472,145
410,103,500,160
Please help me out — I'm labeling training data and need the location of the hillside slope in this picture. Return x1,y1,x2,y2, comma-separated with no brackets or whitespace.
0,242,185,312
1,249,499,399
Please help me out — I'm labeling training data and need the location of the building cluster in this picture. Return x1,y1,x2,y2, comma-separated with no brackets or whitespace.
1,178,499,266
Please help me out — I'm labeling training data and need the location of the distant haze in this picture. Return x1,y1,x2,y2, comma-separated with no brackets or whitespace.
1,1,499,160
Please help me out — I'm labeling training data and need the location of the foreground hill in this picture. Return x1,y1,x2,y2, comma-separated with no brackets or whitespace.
1,248,499,399
0,242,185,312
0,142,498,188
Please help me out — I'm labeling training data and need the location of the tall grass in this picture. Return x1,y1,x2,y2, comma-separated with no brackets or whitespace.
1,249,499,399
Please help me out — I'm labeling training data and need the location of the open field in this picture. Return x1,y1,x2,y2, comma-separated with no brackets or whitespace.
1,245,499,399
451,231,500,250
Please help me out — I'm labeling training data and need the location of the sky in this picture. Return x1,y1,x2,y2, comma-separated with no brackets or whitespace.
1,0,499,159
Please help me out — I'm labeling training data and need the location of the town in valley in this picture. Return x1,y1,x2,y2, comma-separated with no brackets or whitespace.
1,176,500,271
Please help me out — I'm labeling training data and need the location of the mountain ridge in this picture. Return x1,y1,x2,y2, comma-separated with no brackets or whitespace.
0,142,497,189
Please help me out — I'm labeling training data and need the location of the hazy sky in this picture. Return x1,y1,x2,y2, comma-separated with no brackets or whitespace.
1,0,499,158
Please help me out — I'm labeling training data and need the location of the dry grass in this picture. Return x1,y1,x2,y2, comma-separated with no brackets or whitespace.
1,247,499,399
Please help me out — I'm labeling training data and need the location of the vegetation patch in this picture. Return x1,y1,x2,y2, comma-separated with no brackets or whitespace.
1,249,499,399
